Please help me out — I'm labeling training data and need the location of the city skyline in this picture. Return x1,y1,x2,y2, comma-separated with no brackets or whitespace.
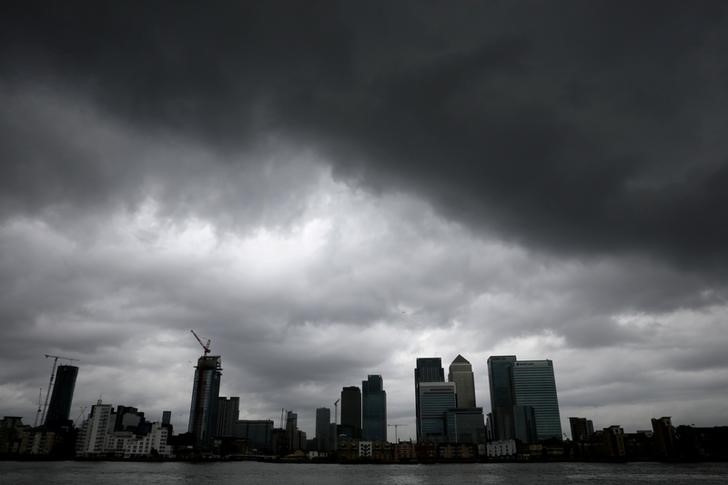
4,349,719,444
2,1,728,445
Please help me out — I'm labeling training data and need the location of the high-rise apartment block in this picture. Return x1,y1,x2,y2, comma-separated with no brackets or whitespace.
362,375,387,442
75,400,113,456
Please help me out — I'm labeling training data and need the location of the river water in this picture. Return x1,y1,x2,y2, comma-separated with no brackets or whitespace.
1,461,727,484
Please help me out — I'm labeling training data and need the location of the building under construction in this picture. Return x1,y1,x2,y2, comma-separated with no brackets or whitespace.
187,331,222,450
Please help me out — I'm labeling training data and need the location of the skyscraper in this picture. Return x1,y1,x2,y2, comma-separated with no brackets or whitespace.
487,355,517,441
487,355,562,442
188,355,222,448
315,407,331,451
448,355,476,409
286,411,298,451
418,381,456,443
44,365,78,430
340,386,361,438
511,360,562,440
216,396,240,437
414,357,444,442
362,375,387,441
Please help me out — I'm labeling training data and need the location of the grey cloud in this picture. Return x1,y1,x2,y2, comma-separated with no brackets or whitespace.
3,1,728,269
2,1,728,435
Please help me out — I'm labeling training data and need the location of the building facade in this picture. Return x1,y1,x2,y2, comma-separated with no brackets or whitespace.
76,400,114,456
216,396,240,437
414,358,444,442
362,375,387,442
446,407,486,444
487,356,562,442
487,355,517,441
187,355,222,448
448,355,476,409
511,360,562,441
418,381,456,443
569,416,594,442
233,419,274,452
340,386,362,438
315,407,331,451
44,365,78,430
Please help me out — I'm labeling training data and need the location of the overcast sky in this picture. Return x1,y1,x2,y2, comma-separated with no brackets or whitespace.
2,1,728,440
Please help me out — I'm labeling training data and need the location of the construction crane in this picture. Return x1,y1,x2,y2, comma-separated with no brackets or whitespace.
388,423,408,443
33,388,43,427
190,329,211,355
41,354,79,425
75,405,88,425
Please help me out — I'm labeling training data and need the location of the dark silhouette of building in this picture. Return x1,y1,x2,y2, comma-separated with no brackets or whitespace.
487,355,517,441
340,386,362,438
446,407,486,444
187,355,222,448
113,405,148,434
414,358,444,442
233,419,274,453
569,417,594,442
216,396,239,437
362,375,387,442
487,355,562,442
511,360,562,440
652,416,677,459
315,407,331,451
418,381,456,443
286,411,298,450
448,355,476,408
44,365,78,430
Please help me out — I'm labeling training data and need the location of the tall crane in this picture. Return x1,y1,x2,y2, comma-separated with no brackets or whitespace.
388,423,408,443
41,354,79,425
33,387,43,427
190,329,211,355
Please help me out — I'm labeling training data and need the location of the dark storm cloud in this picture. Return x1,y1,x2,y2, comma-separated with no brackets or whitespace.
3,1,728,267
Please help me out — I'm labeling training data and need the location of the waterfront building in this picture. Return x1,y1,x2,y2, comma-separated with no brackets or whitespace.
511,360,562,440
341,386,362,438
286,411,298,450
76,400,114,456
448,355,476,409
487,356,562,442
44,365,78,430
233,419,273,452
414,358,444,442
362,375,387,442
216,396,240,437
187,355,222,448
487,355,517,441
569,417,594,442
445,407,486,444
315,407,331,451
418,381,456,443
